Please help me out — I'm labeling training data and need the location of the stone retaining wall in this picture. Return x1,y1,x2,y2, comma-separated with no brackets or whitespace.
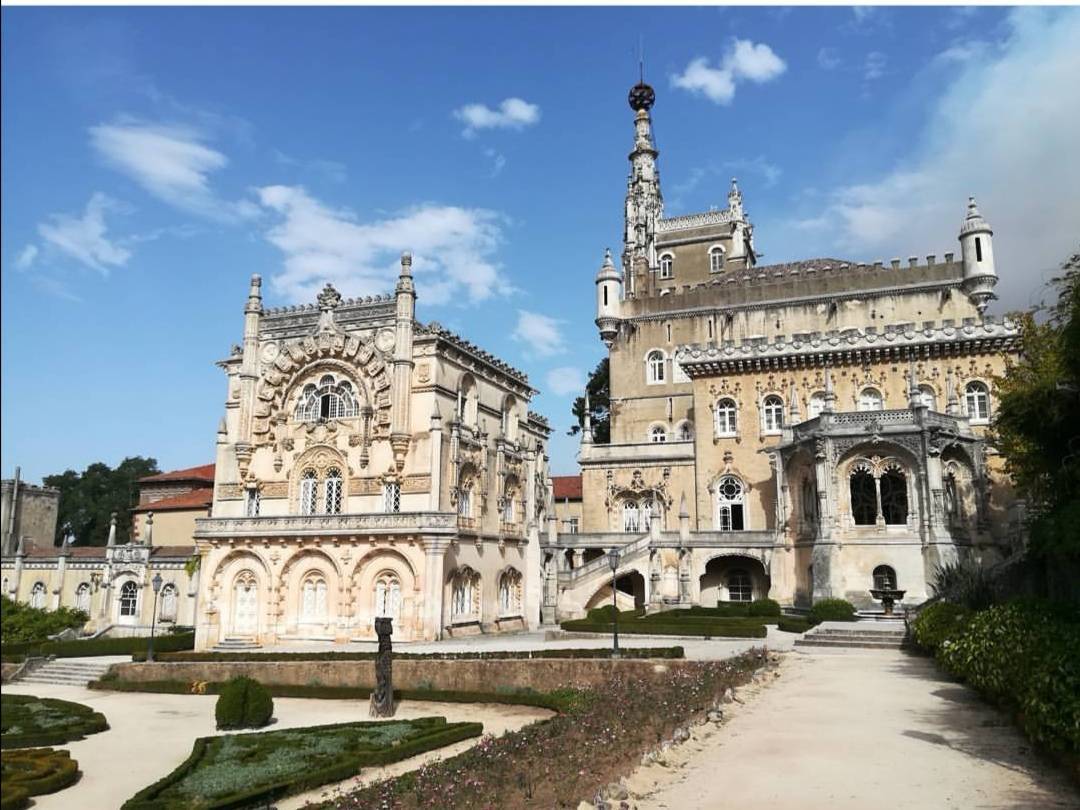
109,658,681,692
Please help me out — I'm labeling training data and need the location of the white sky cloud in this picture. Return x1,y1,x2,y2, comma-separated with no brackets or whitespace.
90,120,256,221
37,193,132,274
14,244,38,271
817,48,841,70
863,51,888,81
453,98,540,138
671,39,786,105
512,310,566,357
545,366,584,397
256,185,512,305
776,8,1080,313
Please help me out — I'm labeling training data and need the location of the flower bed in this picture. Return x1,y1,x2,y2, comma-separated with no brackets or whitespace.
328,651,766,809
130,646,685,663
0,695,109,750
122,717,483,809
0,748,80,810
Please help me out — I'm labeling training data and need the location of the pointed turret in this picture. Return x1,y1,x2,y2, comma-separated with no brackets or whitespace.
959,196,997,314
581,390,595,445
106,512,117,547
595,248,622,346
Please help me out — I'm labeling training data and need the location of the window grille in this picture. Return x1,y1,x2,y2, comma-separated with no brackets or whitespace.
965,381,990,422
300,469,319,515
716,476,746,531
245,488,261,517
727,569,752,602
762,395,784,432
119,581,139,617
716,398,738,435
647,351,665,384
324,468,343,514
383,481,401,513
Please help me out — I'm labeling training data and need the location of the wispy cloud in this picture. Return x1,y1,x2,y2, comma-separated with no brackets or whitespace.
453,98,540,138
671,38,786,105
14,245,38,271
817,47,841,70
670,157,780,210
777,8,1080,312
512,310,566,357
256,185,513,305
863,51,888,82
545,366,584,397
89,120,256,221
484,148,507,178
273,149,347,184
37,193,132,274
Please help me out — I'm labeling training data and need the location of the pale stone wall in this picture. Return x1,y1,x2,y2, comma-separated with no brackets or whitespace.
1,480,60,554
133,510,204,548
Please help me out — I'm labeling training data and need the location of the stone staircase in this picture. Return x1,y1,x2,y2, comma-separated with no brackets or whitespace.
794,621,907,651
17,658,115,687
213,636,262,652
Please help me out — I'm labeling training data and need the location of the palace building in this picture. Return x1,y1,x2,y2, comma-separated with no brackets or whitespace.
543,80,1021,618
192,254,551,649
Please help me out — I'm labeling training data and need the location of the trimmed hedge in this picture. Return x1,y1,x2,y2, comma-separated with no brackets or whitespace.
1,632,194,661
131,645,685,663
122,717,483,809
807,598,857,624
937,600,1079,757
561,619,767,638
0,695,109,750
0,748,80,806
748,599,782,617
88,678,576,712
215,676,274,730
776,617,813,634
909,601,974,653
0,785,29,810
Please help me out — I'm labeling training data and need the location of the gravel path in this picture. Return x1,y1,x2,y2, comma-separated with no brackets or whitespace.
631,650,1077,810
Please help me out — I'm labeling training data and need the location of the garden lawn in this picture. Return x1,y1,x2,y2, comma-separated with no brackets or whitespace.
123,717,482,809
0,695,108,749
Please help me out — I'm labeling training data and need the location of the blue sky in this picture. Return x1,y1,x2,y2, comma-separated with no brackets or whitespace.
3,6,1078,483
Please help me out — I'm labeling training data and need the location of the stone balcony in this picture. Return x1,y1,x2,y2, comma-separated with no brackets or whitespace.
194,511,458,540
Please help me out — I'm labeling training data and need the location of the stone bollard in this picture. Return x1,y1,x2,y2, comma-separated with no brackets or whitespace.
369,616,396,717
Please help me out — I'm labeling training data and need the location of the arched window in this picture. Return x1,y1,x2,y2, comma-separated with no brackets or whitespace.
502,487,516,522
294,375,359,421
801,478,818,525
119,581,139,617
159,583,178,622
873,565,897,590
727,569,752,602
659,253,674,279
30,581,47,609
880,468,908,525
498,569,523,616
383,481,401,513
647,350,666,384
716,476,746,531
715,398,738,436
245,488,261,518
375,573,401,621
457,479,473,518
451,569,478,619
324,468,343,515
300,469,318,516
850,467,877,525
965,381,990,423
807,392,827,419
300,574,328,622
858,387,884,412
762,395,784,433
649,424,668,443
501,396,517,441
917,384,937,411
622,500,641,533
709,246,725,274
641,498,656,528
75,582,91,613
676,421,693,441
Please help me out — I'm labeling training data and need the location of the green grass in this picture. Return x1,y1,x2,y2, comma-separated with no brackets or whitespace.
122,717,483,809
0,695,109,750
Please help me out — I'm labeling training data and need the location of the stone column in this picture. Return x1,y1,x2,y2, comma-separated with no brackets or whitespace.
522,446,542,630
421,537,448,641
390,253,416,471
54,548,69,610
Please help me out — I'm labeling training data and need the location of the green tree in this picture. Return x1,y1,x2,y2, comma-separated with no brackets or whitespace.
568,358,610,444
44,456,159,547
992,250,1080,559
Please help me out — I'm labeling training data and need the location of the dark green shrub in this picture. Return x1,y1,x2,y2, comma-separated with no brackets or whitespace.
776,617,812,634
0,695,109,749
585,605,642,622
0,748,80,802
0,596,87,645
692,603,751,617
214,676,274,730
1,632,194,660
929,560,1000,611
0,784,29,810
807,598,856,624
909,601,974,653
748,599,781,617
937,600,1079,755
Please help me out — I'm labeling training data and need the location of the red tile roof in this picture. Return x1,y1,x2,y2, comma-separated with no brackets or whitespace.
552,475,582,500
133,488,213,513
139,463,216,484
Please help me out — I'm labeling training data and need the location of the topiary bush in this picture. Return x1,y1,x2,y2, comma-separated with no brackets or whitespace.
747,598,781,617
214,676,274,730
909,601,973,653
808,598,856,624
0,748,80,806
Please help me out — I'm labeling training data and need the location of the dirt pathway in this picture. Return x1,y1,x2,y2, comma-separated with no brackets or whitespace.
627,651,1077,810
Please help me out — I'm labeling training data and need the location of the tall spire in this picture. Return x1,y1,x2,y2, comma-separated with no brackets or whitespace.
623,75,662,287
581,390,594,445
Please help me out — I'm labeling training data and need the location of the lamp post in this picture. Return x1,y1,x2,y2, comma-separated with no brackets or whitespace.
146,573,163,663
607,547,621,659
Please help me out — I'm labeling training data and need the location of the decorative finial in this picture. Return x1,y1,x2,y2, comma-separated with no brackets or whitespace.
628,79,655,111
400,251,413,276
107,512,117,547
603,247,614,268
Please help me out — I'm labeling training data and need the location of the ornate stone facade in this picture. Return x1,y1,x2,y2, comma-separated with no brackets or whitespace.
546,81,1020,617
194,254,551,649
